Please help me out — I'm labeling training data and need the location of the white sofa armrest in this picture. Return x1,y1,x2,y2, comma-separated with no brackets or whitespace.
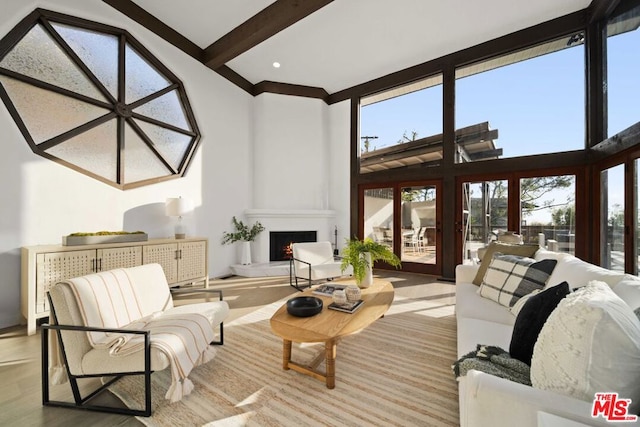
456,264,479,285
461,370,626,427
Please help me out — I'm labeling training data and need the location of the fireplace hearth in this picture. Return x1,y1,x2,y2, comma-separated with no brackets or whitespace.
270,231,317,261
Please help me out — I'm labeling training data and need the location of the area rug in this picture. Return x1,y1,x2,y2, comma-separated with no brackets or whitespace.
110,295,459,426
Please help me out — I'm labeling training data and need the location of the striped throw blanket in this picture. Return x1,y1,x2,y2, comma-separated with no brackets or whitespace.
66,268,216,402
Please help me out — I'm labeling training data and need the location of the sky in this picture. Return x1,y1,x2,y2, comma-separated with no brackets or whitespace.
360,26,639,224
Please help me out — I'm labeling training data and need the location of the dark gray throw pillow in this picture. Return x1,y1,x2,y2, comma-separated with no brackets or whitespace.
509,281,571,365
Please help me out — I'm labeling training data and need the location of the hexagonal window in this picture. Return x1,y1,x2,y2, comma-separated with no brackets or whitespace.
0,9,201,190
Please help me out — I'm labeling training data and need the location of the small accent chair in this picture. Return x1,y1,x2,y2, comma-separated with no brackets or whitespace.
406,227,423,253
289,241,353,291
42,263,229,416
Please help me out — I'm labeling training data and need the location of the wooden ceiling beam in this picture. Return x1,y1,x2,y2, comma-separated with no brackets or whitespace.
203,0,334,69
102,0,203,61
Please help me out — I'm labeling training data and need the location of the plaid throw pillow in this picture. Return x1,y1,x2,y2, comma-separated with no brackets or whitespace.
479,254,557,307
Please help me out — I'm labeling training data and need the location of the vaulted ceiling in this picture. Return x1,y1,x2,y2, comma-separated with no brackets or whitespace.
105,0,593,101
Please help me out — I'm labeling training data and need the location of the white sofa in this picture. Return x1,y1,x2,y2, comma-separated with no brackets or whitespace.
455,248,640,427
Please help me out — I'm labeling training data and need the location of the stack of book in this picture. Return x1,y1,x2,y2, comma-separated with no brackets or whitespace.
312,283,347,297
328,299,364,313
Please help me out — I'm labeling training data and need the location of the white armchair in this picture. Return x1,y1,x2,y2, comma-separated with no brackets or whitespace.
42,263,229,416
289,241,353,290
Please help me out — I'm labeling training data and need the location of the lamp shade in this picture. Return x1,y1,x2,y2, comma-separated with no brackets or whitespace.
165,197,193,217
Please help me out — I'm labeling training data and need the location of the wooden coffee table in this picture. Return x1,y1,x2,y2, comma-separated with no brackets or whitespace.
269,279,394,389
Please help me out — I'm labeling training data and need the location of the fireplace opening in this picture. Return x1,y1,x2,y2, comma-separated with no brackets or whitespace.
270,231,317,261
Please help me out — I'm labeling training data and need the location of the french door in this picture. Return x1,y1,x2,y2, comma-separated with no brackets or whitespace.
359,180,442,275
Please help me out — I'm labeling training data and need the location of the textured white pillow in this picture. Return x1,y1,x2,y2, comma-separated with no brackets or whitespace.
531,280,640,413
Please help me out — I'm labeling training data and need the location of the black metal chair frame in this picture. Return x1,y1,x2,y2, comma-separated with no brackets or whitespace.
169,288,225,346
42,288,225,417
289,257,345,292
289,257,313,291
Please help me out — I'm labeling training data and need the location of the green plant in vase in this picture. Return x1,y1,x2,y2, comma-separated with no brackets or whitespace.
340,237,401,287
221,216,265,265
221,216,265,244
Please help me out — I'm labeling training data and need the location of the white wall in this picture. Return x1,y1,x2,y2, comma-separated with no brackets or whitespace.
0,0,253,328
252,93,329,210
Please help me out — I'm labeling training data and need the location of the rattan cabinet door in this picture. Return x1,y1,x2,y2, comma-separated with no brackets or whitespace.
36,250,94,313
177,240,207,282
98,246,143,271
142,243,179,283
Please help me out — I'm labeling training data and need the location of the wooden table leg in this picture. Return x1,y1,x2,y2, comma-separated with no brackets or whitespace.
283,339,292,370
325,339,337,389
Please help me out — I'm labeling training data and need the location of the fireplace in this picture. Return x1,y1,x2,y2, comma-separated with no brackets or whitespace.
269,231,317,261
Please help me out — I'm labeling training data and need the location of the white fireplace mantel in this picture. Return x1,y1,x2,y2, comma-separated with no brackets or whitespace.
244,209,338,264
245,209,337,219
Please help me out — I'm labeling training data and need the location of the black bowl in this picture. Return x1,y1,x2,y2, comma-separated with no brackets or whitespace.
287,296,323,317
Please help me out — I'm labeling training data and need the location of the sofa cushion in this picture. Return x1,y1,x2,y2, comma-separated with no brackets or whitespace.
612,274,640,311
472,242,539,285
543,254,625,290
530,280,640,413
457,317,514,358
479,255,557,308
509,282,570,365
455,282,516,326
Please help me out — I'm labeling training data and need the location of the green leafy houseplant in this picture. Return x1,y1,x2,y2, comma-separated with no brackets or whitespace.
221,216,265,244
340,237,401,284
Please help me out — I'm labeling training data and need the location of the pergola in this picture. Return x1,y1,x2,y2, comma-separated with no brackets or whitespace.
359,121,500,173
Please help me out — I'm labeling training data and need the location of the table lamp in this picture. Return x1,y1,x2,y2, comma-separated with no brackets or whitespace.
165,197,193,239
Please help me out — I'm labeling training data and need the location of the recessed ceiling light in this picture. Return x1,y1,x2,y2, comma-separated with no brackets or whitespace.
272,62,281,68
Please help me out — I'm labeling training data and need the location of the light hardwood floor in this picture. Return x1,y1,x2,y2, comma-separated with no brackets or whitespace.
0,271,453,427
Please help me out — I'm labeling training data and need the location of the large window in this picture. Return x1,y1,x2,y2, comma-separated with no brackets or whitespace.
456,35,585,161
353,3,640,276
461,180,508,263
520,175,575,254
607,1,640,138
359,75,442,173
0,9,200,190
461,174,577,264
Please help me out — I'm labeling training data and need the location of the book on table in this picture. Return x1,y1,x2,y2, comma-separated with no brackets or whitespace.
328,299,364,314
312,283,347,297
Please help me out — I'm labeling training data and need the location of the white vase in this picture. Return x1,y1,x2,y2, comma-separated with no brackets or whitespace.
239,241,252,265
358,252,374,288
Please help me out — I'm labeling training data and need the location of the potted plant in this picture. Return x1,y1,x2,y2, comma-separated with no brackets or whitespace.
340,237,401,288
221,216,265,265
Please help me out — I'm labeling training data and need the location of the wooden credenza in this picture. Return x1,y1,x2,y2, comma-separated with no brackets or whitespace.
21,237,208,335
